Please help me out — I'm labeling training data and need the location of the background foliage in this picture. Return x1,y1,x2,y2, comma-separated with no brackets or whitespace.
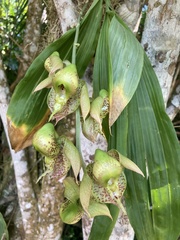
0,0,27,84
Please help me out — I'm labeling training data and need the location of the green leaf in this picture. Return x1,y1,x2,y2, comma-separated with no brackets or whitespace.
88,204,119,240
109,54,180,240
75,0,103,75
7,0,103,151
108,16,144,127
0,212,9,240
91,10,180,240
7,29,75,151
93,14,110,97
124,54,180,240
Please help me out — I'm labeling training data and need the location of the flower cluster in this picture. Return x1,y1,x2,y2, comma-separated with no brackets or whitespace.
33,52,144,224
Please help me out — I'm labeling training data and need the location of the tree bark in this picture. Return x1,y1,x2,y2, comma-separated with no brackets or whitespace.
1,0,66,238
37,175,64,240
0,57,39,239
141,0,180,109
53,0,78,33
117,0,142,31
10,0,43,91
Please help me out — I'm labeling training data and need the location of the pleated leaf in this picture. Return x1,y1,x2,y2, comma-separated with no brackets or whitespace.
108,16,144,127
0,212,9,240
123,54,180,240
89,204,119,240
91,11,180,240
93,14,110,97
7,0,103,151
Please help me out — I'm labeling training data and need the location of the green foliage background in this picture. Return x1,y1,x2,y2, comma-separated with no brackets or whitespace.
0,0,27,84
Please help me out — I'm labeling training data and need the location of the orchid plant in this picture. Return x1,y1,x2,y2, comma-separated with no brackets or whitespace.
32,52,144,223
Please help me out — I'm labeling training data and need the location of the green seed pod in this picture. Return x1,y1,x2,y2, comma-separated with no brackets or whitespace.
52,64,79,99
93,149,123,186
32,123,60,158
44,51,63,73
60,200,83,224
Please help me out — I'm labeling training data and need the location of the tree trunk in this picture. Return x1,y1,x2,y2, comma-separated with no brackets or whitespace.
0,57,38,239
1,0,65,238
10,0,43,91
141,0,180,114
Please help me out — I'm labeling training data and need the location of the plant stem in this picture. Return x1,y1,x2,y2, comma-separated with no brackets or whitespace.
72,21,80,65
72,14,86,172
72,2,88,64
